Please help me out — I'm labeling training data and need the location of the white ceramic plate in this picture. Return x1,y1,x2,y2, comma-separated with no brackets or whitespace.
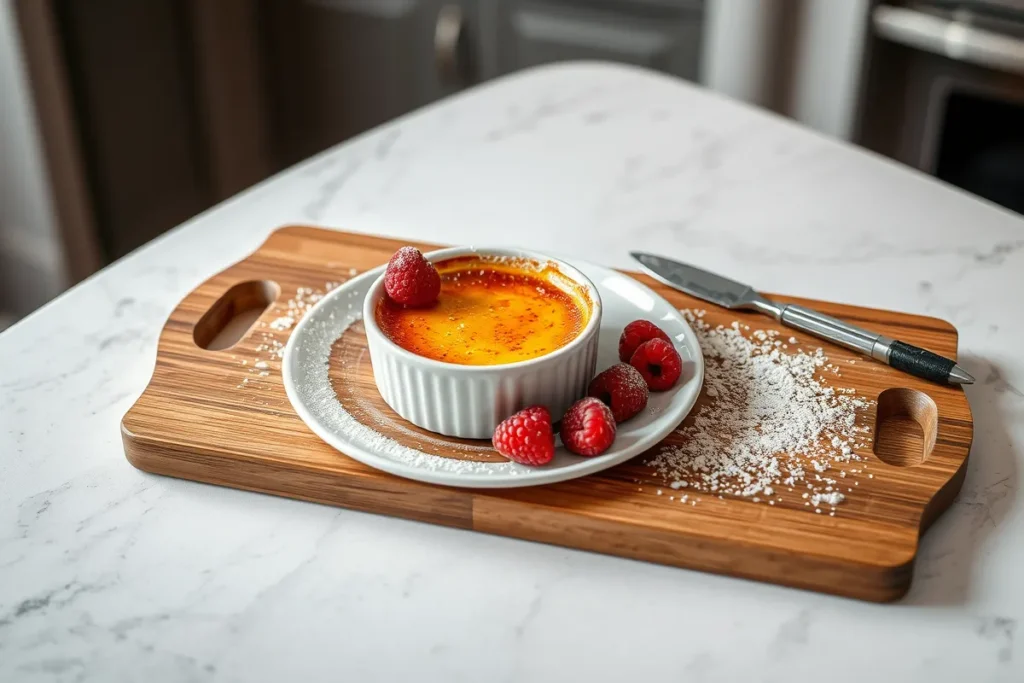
283,256,704,488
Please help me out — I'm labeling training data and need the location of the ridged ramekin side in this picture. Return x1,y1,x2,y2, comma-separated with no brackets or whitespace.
366,316,599,439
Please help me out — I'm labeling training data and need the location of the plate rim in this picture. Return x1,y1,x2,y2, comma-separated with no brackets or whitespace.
283,257,704,488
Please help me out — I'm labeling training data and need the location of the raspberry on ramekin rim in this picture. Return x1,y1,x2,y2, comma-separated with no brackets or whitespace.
383,246,441,307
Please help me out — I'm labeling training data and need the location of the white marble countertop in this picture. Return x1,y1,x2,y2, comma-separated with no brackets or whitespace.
3,62,1023,682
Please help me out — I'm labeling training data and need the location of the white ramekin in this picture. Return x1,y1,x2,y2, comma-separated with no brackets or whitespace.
362,247,602,439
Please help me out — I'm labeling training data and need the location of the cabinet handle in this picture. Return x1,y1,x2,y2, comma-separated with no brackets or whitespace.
435,4,467,86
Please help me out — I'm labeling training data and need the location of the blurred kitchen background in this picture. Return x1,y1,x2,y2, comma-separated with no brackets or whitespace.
1,0,1022,330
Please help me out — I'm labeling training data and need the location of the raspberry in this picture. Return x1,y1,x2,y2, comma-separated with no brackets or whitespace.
587,363,649,422
492,405,555,466
559,397,616,456
629,338,682,391
384,246,441,307
618,319,671,362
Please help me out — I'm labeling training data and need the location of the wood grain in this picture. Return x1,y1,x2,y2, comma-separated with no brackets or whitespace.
122,226,974,601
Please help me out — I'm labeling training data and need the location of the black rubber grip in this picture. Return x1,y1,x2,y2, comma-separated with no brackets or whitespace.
888,340,956,384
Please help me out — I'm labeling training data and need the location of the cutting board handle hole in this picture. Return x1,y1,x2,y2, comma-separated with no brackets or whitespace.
194,280,280,351
872,388,938,467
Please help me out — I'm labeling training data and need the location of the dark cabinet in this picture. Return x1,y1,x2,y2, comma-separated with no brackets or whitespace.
494,1,701,79
260,0,483,166
259,0,702,165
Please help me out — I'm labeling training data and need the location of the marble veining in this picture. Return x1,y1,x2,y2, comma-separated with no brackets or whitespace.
2,62,1024,681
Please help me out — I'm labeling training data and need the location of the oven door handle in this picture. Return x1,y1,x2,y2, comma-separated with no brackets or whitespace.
874,5,1024,76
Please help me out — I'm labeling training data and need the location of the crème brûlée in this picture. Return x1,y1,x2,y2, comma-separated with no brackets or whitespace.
375,255,592,366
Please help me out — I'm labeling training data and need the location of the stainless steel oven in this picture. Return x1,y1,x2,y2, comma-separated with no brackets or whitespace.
858,1,1024,214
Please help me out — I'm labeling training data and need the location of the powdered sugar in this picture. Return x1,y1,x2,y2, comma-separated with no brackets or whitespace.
277,284,340,324
647,310,872,510
812,491,845,506
269,316,295,331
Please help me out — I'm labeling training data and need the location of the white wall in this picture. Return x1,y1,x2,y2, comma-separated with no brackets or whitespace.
0,0,66,316
702,0,871,141
701,0,788,111
785,0,871,140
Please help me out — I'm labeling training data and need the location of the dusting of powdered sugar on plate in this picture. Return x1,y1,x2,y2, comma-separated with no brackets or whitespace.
290,297,527,476
343,389,496,456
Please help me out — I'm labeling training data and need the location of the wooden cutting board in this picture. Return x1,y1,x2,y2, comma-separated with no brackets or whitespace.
122,226,973,601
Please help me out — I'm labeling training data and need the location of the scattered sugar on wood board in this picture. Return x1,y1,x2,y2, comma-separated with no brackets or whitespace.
268,283,343,332
647,310,873,511
269,316,295,331
238,279,348,387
